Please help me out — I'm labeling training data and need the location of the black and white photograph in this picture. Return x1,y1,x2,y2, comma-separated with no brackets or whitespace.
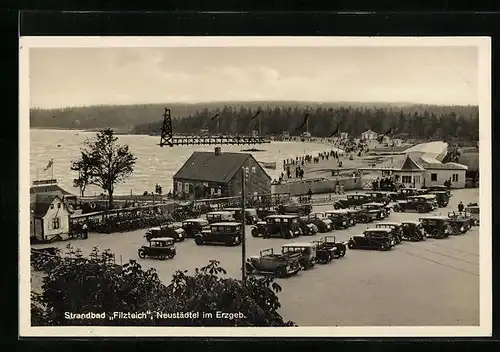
19,37,491,337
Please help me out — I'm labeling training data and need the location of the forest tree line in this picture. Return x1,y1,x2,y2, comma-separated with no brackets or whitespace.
133,105,480,142
30,101,478,136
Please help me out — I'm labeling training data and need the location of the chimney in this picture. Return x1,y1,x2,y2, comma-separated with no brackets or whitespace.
214,147,221,156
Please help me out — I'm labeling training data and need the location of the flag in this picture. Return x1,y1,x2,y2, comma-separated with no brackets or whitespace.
43,159,53,171
377,126,396,143
294,113,309,132
328,124,340,138
211,113,220,121
250,110,261,120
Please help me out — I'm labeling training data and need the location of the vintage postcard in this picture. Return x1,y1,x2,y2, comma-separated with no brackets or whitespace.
19,36,491,337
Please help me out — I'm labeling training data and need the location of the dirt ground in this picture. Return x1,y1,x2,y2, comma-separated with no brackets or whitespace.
30,188,480,326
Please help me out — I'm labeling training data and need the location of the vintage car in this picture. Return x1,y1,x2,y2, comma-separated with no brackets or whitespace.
296,217,319,236
347,228,395,251
301,212,334,232
181,218,210,238
325,210,351,229
145,224,185,242
320,235,347,258
251,220,268,237
375,222,403,244
393,195,437,213
194,222,242,246
424,185,451,197
394,188,428,200
276,202,313,216
246,248,302,278
359,202,389,220
256,207,277,220
344,209,361,226
222,207,259,225
257,214,303,239
447,212,472,234
281,242,317,270
365,191,397,205
205,211,235,224
137,237,176,260
419,216,453,239
333,193,372,209
428,191,450,207
401,221,426,241
310,239,336,264
465,204,479,226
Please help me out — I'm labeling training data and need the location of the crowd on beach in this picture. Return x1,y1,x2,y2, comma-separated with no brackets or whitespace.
271,139,370,185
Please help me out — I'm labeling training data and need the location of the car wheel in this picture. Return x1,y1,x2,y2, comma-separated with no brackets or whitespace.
245,262,255,274
297,210,304,217
334,203,341,210
138,249,146,259
274,266,287,278
251,228,259,237
417,205,425,213
431,229,441,238
168,251,176,259
339,248,346,257
159,254,167,260
195,237,204,245
347,240,355,249
380,243,387,251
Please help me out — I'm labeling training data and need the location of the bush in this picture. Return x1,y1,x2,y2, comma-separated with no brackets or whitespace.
31,245,295,326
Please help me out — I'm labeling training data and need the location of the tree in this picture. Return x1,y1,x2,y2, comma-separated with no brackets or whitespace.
74,129,136,209
31,246,295,327
70,151,94,197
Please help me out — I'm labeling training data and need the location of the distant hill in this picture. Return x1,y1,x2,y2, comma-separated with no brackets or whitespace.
29,101,479,131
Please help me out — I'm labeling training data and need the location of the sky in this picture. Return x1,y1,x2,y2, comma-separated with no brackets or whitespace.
29,46,478,109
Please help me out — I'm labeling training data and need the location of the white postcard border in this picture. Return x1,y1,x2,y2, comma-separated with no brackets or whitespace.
19,36,492,338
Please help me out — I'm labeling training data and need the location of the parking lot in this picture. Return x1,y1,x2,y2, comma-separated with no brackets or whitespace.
31,189,480,326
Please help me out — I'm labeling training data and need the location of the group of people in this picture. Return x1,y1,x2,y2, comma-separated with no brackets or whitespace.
371,177,397,191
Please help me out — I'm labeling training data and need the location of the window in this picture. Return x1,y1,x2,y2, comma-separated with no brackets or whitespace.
251,166,256,174
402,176,412,183
452,174,459,182
50,204,54,209
57,203,61,208
52,217,60,229
414,175,420,183
431,173,438,181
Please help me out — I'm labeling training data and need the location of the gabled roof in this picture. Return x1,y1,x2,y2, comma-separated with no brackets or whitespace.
362,130,377,135
401,155,424,170
30,184,75,196
173,151,270,183
31,194,60,217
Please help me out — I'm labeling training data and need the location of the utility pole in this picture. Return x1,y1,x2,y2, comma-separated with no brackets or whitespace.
241,167,247,281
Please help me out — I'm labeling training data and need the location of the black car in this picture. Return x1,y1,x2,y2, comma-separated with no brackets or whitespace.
359,202,389,220
181,218,210,238
394,188,428,201
333,194,372,209
258,215,303,239
138,237,176,260
401,221,426,241
276,202,312,217
301,212,334,232
223,207,259,225
347,228,395,251
393,195,437,213
375,222,403,244
365,191,397,205
194,222,242,246
145,224,185,242
325,210,351,229
428,191,450,207
419,216,453,239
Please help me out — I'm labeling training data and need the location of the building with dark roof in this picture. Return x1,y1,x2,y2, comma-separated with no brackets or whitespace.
30,194,72,242
173,147,272,200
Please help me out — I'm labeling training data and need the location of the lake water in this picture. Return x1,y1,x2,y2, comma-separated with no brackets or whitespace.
30,129,339,196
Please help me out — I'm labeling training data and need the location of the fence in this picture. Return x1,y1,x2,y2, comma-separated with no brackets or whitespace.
271,177,362,197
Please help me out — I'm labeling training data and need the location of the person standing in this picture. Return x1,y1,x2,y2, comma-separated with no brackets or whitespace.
82,222,89,239
458,201,464,212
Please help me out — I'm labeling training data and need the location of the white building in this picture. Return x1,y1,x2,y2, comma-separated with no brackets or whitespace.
361,130,378,141
339,132,349,140
30,194,72,242
372,154,468,189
